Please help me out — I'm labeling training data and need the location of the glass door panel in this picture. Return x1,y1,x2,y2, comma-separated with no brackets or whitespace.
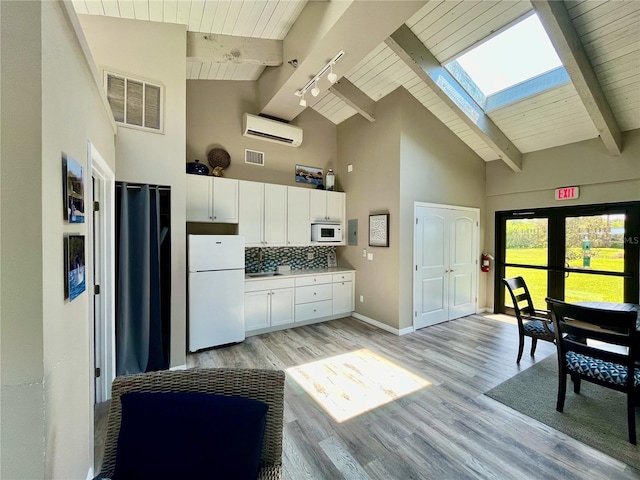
565,214,625,272
504,266,548,309
564,272,624,303
505,218,548,266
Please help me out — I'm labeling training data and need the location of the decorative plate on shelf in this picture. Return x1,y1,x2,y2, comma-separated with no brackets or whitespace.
207,148,231,171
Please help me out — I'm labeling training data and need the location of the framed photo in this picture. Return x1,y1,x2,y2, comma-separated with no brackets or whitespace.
369,214,389,247
295,164,324,187
66,235,86,301
62,154,85,223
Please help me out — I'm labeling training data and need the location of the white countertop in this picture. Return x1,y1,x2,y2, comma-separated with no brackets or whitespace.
245,266,355,281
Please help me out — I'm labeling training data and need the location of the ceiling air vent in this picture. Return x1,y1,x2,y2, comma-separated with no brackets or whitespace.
245,149,264,166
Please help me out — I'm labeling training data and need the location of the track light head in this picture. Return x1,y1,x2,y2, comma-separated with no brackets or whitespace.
327,65,337,84
311,81,320,97
299,97,307,107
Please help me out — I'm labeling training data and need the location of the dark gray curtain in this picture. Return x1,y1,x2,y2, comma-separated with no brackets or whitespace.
116,183,169,375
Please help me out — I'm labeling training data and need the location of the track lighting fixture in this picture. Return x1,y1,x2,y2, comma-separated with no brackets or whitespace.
327,64,337,84
311,81,320,97
294,50,344,107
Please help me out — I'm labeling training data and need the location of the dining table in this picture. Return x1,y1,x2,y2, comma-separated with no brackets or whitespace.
575,302,640,332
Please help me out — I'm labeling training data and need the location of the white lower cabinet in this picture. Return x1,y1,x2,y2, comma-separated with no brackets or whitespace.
245,278,294,332
246,271,355,334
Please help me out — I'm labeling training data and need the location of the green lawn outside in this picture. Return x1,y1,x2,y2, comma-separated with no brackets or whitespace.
504,248,624,309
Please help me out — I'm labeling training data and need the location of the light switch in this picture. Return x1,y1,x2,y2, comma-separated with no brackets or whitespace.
367,252,373,261
362,249,367,258
348,164,353,173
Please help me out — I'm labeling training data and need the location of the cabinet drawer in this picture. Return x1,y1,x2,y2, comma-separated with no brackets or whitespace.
245,277,294,292
295,300,332,322
295,274,331,287
332,272,353,283
296,284,332,304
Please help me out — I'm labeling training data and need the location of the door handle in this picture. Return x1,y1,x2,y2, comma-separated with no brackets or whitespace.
565,261,570,278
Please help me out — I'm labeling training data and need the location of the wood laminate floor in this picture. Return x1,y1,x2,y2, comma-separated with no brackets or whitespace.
189,314,640,480
96,314,640,479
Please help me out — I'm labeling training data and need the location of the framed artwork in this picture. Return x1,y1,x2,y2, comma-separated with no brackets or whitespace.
66,235,86,301
369,214,389,247
62,154,85,223
295,164,324,187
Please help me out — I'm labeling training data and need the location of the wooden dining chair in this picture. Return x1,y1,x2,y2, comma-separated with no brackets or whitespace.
503,276,555,363
547,298,639,444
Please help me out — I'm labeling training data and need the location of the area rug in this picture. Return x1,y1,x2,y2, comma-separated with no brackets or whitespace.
485,354,639,469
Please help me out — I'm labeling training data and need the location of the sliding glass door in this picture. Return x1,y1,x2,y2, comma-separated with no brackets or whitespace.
495,202,639,313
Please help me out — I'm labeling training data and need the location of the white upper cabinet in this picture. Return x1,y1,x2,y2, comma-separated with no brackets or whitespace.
186,175,211,222
186,175,238,223
212,177,239,223
309,190,345,223
263,184,287,246
287,187,310,246
238,181,264,246
239,181,287,246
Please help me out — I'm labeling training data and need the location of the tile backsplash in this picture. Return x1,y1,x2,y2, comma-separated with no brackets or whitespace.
245,246,336,273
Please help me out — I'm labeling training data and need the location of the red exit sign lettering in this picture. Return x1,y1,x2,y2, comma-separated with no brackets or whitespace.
555,186,579,200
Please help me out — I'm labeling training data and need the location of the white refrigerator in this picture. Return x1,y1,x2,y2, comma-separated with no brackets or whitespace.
188,235,245,352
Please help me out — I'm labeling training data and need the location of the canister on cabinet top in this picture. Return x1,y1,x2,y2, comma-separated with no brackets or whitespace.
325,169,335,191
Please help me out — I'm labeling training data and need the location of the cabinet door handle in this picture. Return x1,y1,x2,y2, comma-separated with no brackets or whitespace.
314,292,317,295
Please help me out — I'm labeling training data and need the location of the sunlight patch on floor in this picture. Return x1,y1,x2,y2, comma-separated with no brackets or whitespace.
483,313,518,326
286,349,431,423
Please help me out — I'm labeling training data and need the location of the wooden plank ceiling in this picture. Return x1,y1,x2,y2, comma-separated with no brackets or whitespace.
73,0,640,165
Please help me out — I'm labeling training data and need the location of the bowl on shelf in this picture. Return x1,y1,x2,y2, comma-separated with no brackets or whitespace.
186,159,209,175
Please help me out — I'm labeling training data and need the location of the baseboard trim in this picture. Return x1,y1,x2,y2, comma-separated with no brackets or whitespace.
352,313,414,336
170,364,187,371
477,307,492,313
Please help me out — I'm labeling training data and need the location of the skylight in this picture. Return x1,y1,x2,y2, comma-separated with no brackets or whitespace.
448,13,563,98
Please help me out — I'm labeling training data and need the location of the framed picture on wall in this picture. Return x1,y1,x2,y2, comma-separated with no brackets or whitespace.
62,154,85,223
369,214,389,247
65,235,86,301
295,164,324,187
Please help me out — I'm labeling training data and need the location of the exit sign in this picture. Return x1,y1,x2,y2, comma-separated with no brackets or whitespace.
555,186,579,200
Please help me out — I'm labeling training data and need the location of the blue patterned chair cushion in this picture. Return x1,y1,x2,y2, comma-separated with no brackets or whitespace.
523,319,554,338
565,351,640,387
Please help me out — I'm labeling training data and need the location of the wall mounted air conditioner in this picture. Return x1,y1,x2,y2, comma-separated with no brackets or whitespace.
242,113,303,147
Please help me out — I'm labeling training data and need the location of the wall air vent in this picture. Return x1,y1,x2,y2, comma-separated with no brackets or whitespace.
242,113,303,147
245,149,264,166
104,70,164,133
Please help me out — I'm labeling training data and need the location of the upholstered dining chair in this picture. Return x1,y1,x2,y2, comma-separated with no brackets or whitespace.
95,368,285,480
546,298,639,444
503,276,555,363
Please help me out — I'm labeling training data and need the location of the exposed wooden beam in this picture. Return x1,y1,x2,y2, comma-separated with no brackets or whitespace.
386,25,522,172
186,32,282,66
257,1,426,121
329,78,375,122
532,0,622,155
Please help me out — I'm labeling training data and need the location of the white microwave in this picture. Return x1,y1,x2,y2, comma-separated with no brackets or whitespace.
311,223,342,242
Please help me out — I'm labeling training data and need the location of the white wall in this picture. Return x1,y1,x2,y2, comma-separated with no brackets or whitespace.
1,2,45,477
398,88,486,329
1,2,117,478
485,129,640,309
78,14,188,368
338,87,486,331
187,80,338,186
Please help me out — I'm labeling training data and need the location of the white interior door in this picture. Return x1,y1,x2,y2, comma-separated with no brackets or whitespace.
414,207,449,328
448,212,478,319
414,204,478,329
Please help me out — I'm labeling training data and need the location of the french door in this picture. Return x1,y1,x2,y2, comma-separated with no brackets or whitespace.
414,204,479,328
495,202,640,313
